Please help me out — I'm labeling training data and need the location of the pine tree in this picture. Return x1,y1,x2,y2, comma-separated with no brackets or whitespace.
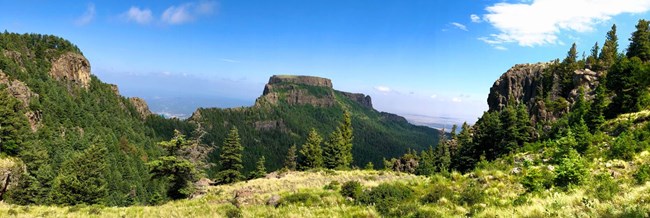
587,42,600,70
600,24,619,69
433,131,451,172
148,131,198,199
284,144,297,170
586,82,608,132
561,43,580,95
215,127,244,184
339,111,354,168
627,19,650,61
416,145,435,175
574,118,592,154
250,156,266,179
569,88,591,126
50,145,109,205
323,128,344,169
300,129,323,169
0,89,29,156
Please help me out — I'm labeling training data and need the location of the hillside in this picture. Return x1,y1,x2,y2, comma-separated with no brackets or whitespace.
0,33,171,206
191,75,441,173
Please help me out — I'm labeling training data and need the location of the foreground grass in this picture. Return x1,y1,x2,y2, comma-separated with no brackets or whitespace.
0,157,649,217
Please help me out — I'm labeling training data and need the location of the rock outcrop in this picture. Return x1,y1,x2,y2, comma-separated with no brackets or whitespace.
0,70,41,131
339,91,373,109
257,75,336,107
49,52,91,89
128,97,152,119
487,63,603,123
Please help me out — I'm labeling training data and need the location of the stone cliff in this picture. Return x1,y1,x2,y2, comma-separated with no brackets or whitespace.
49,52,91,89
487,63,603,123
0,70,41,131
128,97,152,119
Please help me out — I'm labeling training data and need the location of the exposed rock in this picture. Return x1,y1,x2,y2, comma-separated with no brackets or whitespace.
49,52,91,89
253,120,287,131
190,178,213,199
267,195,281,207
339,91,373,109
267,75,333,88
257,75,336,107
0,71,41,131
487,63,603,124
128,97,152,119
381,112,408,123
109,84,120,96
0,157,25,200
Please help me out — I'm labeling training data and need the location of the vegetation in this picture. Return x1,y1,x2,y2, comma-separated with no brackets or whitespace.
214,127,244,184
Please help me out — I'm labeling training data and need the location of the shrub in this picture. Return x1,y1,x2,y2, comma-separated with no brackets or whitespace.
554,149,587,188
634,164,650,184
521,167,554,193
323,180,340,191
359,183,414,216
592,173,619,201
609,132,637,160
340,181,362,199
459,181,485,206
279,192,321,207
421,183,454,203
224,204,242,218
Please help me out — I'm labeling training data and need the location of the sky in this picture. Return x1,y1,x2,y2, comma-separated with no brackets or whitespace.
2,0,650,124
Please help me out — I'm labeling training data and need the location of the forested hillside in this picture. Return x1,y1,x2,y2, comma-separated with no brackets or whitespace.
0,32,170,206
190,75,440,174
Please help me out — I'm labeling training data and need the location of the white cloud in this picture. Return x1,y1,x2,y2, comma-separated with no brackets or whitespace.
452,97,462,103
75,3,96,26
494,45,508,51
123,6,153,24
430,94,438,99
374,86,392,93
481,0,650,46
161,1,216,25
450,22,468,31
470,14,481,23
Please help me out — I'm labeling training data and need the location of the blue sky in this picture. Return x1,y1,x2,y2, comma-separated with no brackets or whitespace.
2,0,650,123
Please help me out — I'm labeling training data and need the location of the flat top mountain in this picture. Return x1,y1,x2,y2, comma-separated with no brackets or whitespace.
191,74,440,173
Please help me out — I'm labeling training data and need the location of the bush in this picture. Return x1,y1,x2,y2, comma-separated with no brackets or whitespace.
554,149,587,188
323,180,340,191
224,204,242,218
592,173,619,201
609,132,637,160
279,192,321,207
340,181,362,199
521,167,554,193
359,183,414,216
634,164,650,184
421,183,454,203
459,181,485,206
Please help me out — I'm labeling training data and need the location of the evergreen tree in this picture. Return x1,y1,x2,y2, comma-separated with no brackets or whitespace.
215,127,244,184
416,145,435,175
587,42,600,70
323,128,344,169
586,83,608,132
606,57,646,116
284,144,297,170
627,19,650,61
600,24,619,69
433,131,451,172
339,111,354,168
364,162,374,170
148,131,198,199
561,43,580,95
574,118,592,154
50,145,109,205
569,88,591,126
250,156,266,179
300,129,323,169
0,89,29,155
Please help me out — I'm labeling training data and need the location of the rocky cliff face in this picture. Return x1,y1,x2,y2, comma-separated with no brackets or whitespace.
0,70,41,131
128,97,152,119
487,63,603,123
49,52,91,89
257,75,336,107
339,91,373,109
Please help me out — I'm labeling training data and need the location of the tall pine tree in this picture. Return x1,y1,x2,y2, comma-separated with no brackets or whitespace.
300,129,323,169
627,19,650,61
215,127,244,184
284,144,297,170
50,145,109,205
148,130,198,199
599,24,618,69
0,89,29,155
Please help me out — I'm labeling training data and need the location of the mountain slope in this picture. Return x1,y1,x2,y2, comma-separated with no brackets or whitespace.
191,75,440,173
0,32,167,206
